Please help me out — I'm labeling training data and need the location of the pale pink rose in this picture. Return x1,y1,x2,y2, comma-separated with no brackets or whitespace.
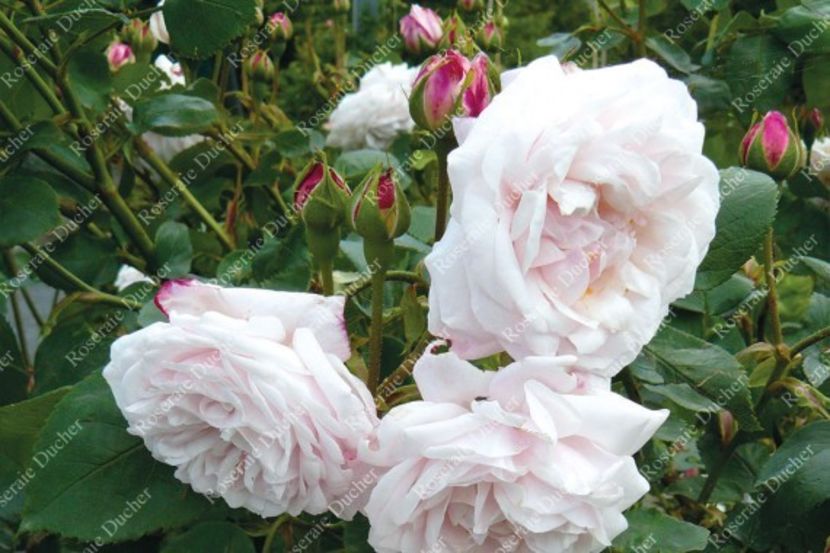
399,4,443,55
426,56,720,374
361,344,668,553
149,0,169,44
103,280,377,518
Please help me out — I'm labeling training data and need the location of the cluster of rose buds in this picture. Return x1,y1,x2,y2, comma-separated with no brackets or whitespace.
409,49,497,132
740,111,807,181
400,4,507,57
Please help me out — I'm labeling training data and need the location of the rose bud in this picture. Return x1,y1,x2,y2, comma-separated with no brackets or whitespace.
267,12,293,42
295,158,351,263
476,19,504,52
244,50,275,82
798,106,824,149
441,13,467,49
718,410,736,447
409,50,495,131
399,5,442,55
351,167,411,267
333,0,350,13
106,42,135,72
458,0,483,11
740,111,806,181
121,19,157,61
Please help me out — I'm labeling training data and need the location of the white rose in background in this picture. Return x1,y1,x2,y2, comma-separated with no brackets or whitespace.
149,0,169,44
426,56,720,374
114,265,153,291
362,344,668,553
104,280,378,518
326,62,418,151
810,137,830,186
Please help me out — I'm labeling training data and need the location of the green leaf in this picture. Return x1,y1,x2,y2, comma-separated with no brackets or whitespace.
0,176,61,247
802,256,830,283
612,509,709,552
695,168,778,290
0,388,70,473
131,93,219,137
155,221,193,278
21,373,218,542
164,0,258,59
643,383,720,412
343,514,374,553
751,421,830,552
803,54,830,110
36,233,119,291
67,51,114,114
161,521,255,553
251,228,311,292
400,286,426,348
773,3,830,55
0,317,27,407
776,274,814,322
724,35,796,114
645,35,700,73
645,325,761,431
33,320,117,395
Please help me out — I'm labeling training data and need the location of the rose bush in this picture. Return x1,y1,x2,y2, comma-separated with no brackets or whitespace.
0,0,827,552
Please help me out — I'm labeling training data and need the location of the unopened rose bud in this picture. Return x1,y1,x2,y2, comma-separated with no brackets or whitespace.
476,20,504,52
441,14,467,49
267,12,293,42
106,42,135,72
409,50,495,131
295,157,351,263
798,106,824,149
351,168,410,268
121,19,157,61
333,0,350,13
718,411,735,446
399,5,442,55
244,50,275,82
740,111,806,181
458,0,483,11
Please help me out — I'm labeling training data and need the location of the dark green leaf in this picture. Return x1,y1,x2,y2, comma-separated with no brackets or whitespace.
164,0,258,59
0,176,61,247
695,168,778,290
21,373,218,542
131,94,219,137
33,320,117,395
645,325,761,430
773,3,830,55
0,317,27,407
724,35,796,114
613,509,709,552
161,521,255,553
645,35,700,73
155,221,193,278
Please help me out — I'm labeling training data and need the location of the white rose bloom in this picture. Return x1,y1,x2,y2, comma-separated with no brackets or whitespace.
104,280,378,518
426,56,720,375
326,62,418,151
810,137,830,186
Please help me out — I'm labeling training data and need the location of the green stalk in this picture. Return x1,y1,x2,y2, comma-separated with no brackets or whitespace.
0,35,65,115
0,10,58,77
134,137,235,251
21,243,141,310
763,227,784,346
367,269,386,395
434,138,453,241
3,249,44,328
319,258,334,296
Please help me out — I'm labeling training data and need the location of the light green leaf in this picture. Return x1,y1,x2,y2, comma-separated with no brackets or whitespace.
131,93,219,137
613,509,709,552
155,221,193,278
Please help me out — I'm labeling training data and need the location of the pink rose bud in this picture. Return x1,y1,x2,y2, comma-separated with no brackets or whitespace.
121,19,157,60
267,11,293,42
476,20,504,52
798,106,824,149
244,50,275,82
295,158,351,264
409,50,495,131
458,0,483,11
399,4,443,55
740,111,806,180
441,14,467,48
106,42,135,72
